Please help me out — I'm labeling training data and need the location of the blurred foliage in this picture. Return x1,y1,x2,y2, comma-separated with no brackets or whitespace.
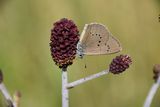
0,0,160,107
155,0,160,6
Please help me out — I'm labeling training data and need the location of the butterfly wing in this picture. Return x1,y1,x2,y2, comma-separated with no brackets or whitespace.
99,33,122,54
79,24,91,44
79,23,122,55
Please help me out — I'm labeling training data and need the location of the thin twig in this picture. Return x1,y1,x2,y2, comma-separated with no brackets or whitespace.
0,83,16,107
143,77,160,107
67,69,109,89
13,91,21,107
62,69,69,107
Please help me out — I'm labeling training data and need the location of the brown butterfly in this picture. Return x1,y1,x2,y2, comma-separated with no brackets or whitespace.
77,23,122,58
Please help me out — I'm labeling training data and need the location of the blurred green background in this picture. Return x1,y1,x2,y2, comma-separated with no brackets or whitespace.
0,0,160,107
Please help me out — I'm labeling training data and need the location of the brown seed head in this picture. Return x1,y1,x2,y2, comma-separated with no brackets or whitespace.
109,54,132,74
153,64,160,82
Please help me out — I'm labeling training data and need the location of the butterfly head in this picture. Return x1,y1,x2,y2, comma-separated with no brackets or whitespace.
76,42,86,58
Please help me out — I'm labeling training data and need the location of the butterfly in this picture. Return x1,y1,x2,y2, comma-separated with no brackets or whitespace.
77,23,122,58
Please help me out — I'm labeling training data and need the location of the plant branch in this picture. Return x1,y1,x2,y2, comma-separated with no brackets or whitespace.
143,77,160,107
67,69,109,89
0,83,16,107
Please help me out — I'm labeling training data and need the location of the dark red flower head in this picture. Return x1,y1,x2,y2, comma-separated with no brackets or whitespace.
109,54,132,74
50,18,79,69
153,64,160,82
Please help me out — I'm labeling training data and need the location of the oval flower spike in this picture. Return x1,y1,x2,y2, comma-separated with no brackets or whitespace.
109,54,132,74
50,18,79,69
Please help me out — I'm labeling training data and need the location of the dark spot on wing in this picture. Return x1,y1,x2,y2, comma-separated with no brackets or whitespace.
105,43,107,46
107,45,110,49
99,41,101,43
100,37,102,39
97,44,100,46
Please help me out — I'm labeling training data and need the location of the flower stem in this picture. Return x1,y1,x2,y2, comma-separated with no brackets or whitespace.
62,69,69,107
67,69,109,89
0,83,16,107
143,77,160,107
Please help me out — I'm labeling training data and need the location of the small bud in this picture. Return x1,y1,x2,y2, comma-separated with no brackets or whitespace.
153,64,160,82
109,54,132,74
14,91,21,98
0,69,3,83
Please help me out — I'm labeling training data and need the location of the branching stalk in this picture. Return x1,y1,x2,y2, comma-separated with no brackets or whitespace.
0,83,16,107
67,69,109,89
